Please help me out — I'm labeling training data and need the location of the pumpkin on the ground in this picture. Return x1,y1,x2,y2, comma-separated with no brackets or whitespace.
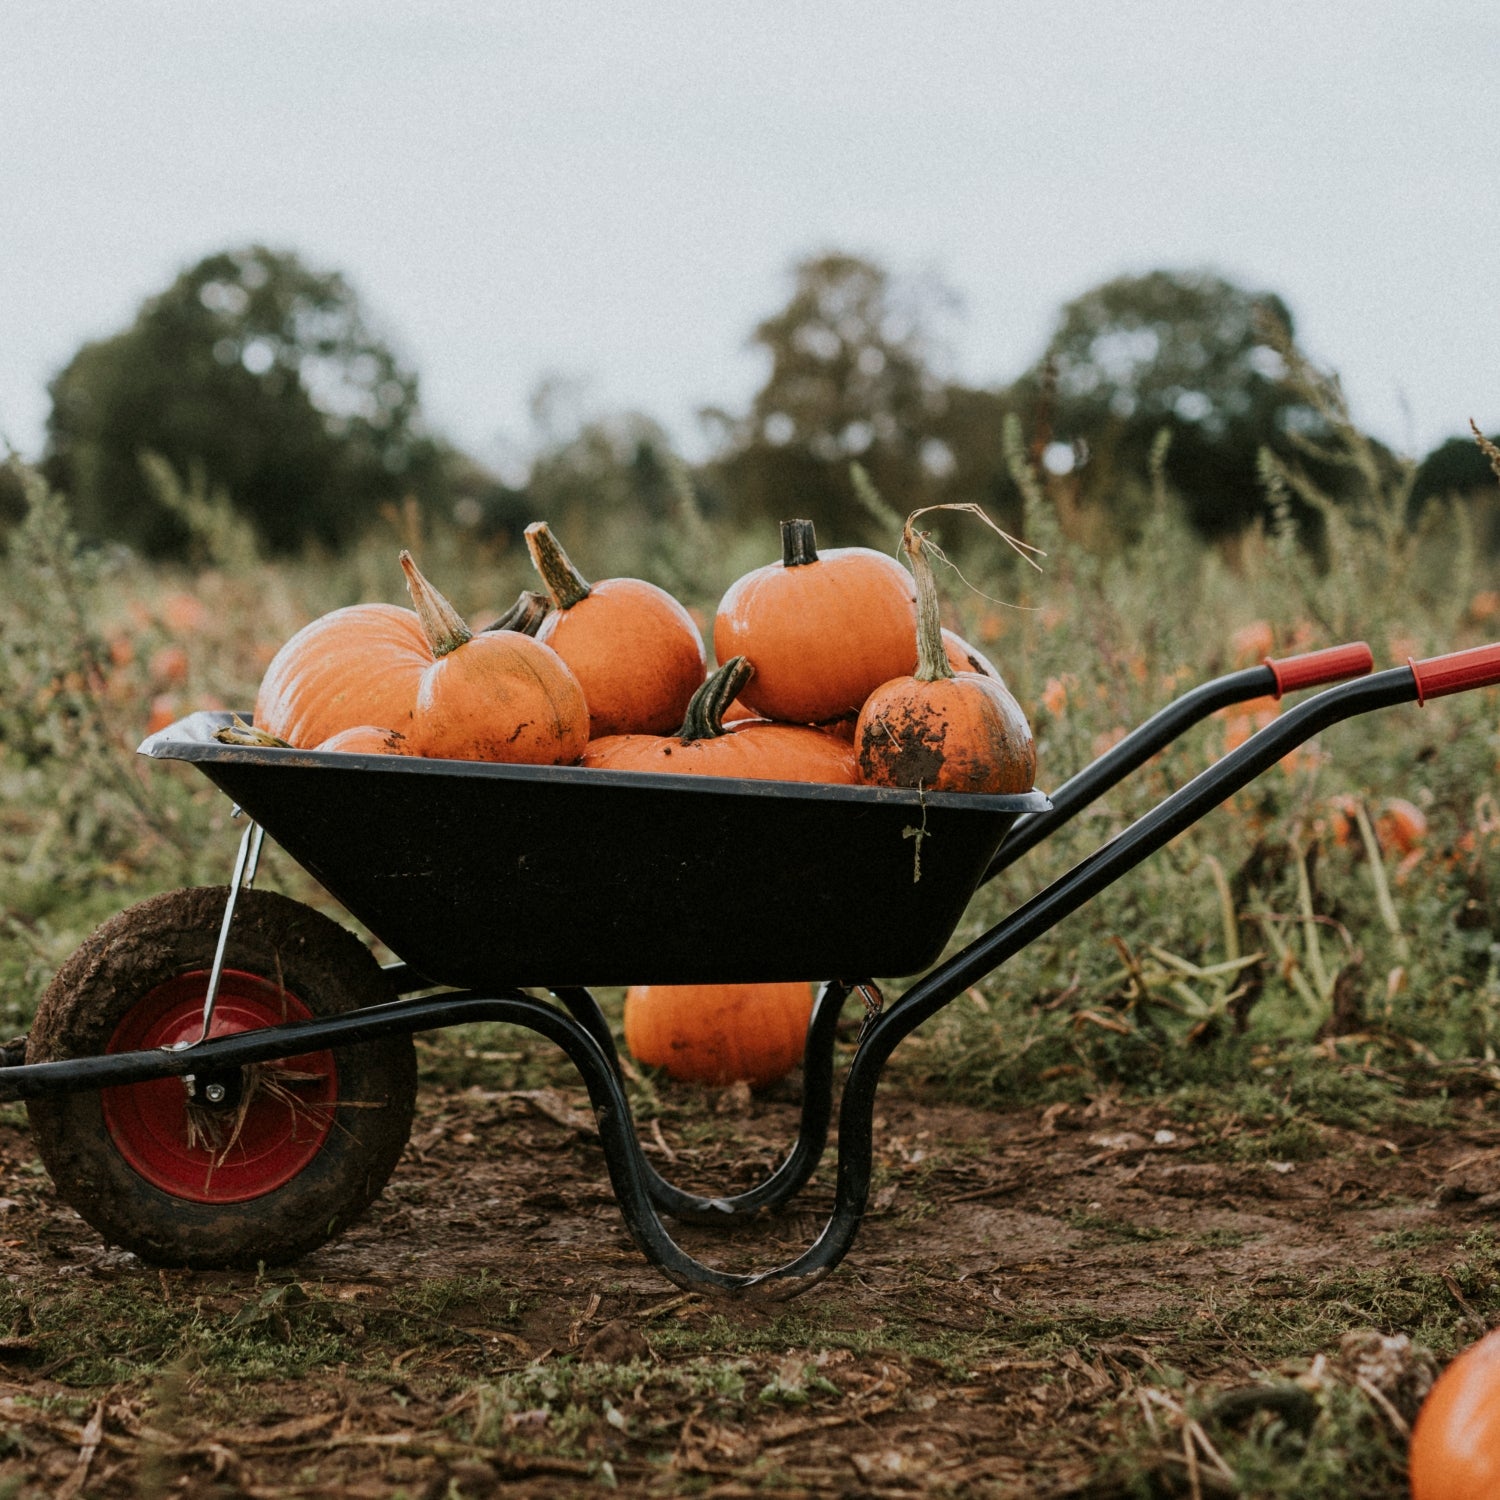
624,981,815,1087
1409,1327,1500,1499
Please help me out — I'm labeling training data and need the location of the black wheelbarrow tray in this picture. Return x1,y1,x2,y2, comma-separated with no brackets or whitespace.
3,641,1492,1299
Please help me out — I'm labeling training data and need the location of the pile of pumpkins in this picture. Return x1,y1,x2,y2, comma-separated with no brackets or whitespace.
243,514,1037,1089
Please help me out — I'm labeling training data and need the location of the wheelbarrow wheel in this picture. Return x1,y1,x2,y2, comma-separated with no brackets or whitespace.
26,886,417,1269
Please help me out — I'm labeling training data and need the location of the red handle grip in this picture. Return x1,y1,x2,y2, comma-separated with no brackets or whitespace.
1265,642,1374,698
1410,643,1500,704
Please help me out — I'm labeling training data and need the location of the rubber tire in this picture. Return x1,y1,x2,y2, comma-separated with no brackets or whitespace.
26,886,418,1269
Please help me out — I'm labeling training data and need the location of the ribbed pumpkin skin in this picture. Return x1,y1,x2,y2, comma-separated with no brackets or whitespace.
254,604,430,748
536,579,706,737
624,982,815,1087
412,635,588,764
857,673,1036,794
581,720,857,784
714,547,917,723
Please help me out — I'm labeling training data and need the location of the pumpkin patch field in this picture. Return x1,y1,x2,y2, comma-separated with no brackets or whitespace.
4,450,1500,1499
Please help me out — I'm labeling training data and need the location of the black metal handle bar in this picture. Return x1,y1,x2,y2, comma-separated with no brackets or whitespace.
981,643,1373,882
6,658,1476,1299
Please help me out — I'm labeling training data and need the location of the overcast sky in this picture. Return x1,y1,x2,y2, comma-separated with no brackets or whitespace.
3,2,1497,476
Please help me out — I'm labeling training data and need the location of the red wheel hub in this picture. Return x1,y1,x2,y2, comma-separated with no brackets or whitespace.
102,970,337,1204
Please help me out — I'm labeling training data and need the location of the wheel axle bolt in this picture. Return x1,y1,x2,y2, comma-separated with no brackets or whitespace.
204,1083,227,1104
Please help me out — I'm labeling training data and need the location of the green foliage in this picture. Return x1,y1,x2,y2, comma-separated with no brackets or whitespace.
1033,268,1378,543
44,245,448,557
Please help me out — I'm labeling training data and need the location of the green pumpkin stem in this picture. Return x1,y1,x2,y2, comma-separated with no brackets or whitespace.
482,589,552,637
400,550,473,658
903,519,954,684
678,657,755,742
524,522,592,609
780,518,818,568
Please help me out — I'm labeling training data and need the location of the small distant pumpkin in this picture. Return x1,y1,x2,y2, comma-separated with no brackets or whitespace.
581,657,858,785
624,981,815,1087
856,516,1035,794
713,518,917,724
525,522,706,737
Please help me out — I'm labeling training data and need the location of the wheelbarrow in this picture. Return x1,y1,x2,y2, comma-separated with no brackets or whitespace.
3,641,1492,1299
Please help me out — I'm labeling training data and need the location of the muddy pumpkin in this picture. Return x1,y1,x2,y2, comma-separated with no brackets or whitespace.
856,519,1035,794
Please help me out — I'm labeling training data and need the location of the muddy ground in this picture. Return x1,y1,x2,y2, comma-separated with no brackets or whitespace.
0,1053,1493,1498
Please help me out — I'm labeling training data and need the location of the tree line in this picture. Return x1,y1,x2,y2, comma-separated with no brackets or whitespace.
18,245,1499,560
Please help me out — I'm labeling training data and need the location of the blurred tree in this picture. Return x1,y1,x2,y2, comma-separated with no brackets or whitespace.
520,378,683,537
0,458,26,535
707,253,981,543
1029,269,1342,540
44,245,445,556
1411,427,1500,553
1412,430,1500,509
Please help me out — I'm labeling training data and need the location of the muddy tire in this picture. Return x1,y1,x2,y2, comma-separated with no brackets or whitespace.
26,887,417,1269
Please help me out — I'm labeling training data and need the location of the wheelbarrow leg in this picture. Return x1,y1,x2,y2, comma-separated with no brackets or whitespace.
187,816,266,1046
551,982,851,1224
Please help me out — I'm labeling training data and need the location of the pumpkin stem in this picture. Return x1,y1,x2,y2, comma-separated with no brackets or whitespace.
524,522,593,610
482,589,552,637
400,550,473,658
903,520,954,684
679,657,755,742
780,519,819,568
215,715,292,748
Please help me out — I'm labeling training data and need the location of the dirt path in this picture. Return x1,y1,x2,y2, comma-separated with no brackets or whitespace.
0,1076,1492,1496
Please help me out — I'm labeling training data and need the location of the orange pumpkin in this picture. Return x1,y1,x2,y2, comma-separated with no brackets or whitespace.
624,981,815,1087
400,552,588,765
856,519,1035,794
254,603,430,748
1409,1327,1500,1499
943,629,1004,682
713,518,917,724
317,725,413,755
1377,796,1427,855
581,657,858,784
525,522,706,737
